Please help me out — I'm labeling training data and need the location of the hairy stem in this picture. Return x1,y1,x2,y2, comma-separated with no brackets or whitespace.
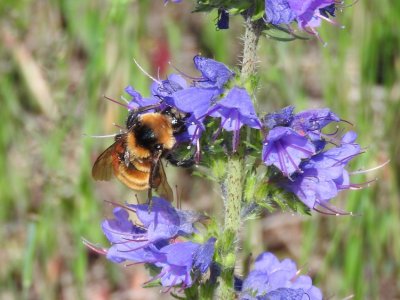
241,17,264,80
217,15,263,300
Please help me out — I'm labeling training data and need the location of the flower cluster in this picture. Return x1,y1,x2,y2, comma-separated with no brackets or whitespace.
262,106,363,212
265,0,341,33
172,1,343,41
239,252,322,300
126,55,261,153
125,57,363,213
85,197,216,289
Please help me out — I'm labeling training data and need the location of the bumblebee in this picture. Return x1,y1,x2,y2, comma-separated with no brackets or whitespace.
92,106,193,201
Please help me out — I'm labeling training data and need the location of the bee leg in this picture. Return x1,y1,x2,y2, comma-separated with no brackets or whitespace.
165,151,195,168
147,188,153,213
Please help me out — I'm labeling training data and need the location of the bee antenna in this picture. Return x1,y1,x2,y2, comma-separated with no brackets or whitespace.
82,133,119,139
103,95,130,109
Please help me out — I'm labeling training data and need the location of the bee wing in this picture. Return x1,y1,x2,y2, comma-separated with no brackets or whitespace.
149,151,173,202
92,141,120,181
155,160,174,202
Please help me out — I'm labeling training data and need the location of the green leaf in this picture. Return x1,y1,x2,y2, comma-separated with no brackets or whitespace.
244,174,257,202
251,0,265,21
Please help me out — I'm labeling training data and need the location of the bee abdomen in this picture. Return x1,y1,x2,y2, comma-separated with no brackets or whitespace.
132,160,152,172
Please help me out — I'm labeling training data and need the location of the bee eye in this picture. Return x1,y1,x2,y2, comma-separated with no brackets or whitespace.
154,144,163,151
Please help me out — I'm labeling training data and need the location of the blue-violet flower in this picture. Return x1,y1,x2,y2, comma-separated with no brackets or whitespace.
240,252,322,300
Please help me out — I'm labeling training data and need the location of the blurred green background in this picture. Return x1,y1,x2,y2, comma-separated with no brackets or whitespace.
0,1,399,299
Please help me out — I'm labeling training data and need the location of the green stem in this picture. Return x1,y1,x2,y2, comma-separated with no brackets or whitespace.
217,15,263,300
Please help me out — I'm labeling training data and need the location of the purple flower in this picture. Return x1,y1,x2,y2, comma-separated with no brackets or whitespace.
151,74,188,106
265,0,340,38
241,252,322,300
262,107,344,176
193,237,217,273
294,0,336,30
125,85,161,110
91,197,216,290
101,197,205,263
101,207,162,264
208,87,262,151
132,197,202,239
148,238,216,288
265,0,297,25
262,127,315,176
172,86,218,118
172,56,234,118
260,288,306,300
281,131,362,210
164,0,182,4
281,165,342,209
193,55,234,90
264,106,295,129
290,108,340,140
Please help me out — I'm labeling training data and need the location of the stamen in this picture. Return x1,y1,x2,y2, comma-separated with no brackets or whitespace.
169,62,202,80
337,0,359,9
104,227,146,237
82,133,119,139
287,143,315,155
340,178,378,190
276,141,289,176
340,118,354,126
133,58,161,84
189,125,201,145
104,200,137,213
212,115,229,141
350,160,390,175
195,138,201,163
103,95,130,109
331,151,364,167
232,110,241,152
262,140,273,162
112,237,149,244
120,95,130,104
117,243,149,252
82,238,108,255
162,277,179,293
323,126,340,137
313,206,338,215
112,123,125,130
305,26,327,46
124,261,144,267
276,141,302,176
320,202,354,216
342,295,355,300
143,269,167,285
316,13,345,29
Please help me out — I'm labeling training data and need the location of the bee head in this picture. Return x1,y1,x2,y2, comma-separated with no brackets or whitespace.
162,107,188,134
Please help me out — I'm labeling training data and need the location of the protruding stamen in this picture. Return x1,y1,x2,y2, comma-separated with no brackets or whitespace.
103,95,130,109
169,61,202,81
82,238,108,255
350,160,390,175
120,95,130,104
104,200,137,213
124,261,144,267
82,133,119,138
133,58,161,84
112,123,125,130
